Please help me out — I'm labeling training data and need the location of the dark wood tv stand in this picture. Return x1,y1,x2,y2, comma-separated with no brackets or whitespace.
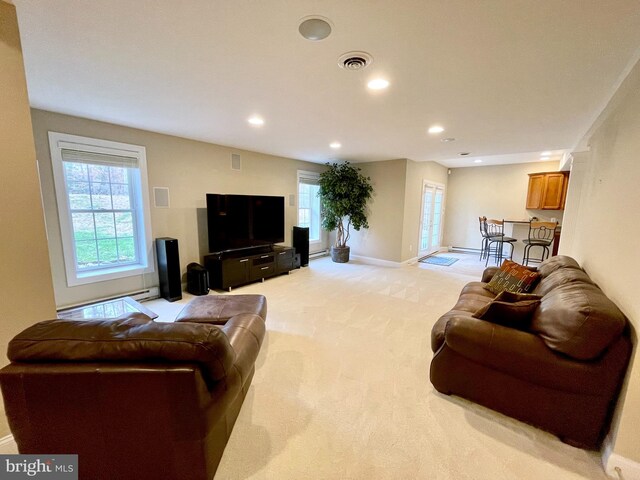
204,245,295,291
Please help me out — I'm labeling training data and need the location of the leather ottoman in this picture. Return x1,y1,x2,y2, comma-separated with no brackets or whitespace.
175,294,267,325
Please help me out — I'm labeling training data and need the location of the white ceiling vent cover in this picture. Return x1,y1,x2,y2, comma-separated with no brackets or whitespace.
338,51,373,71
231,153,241,171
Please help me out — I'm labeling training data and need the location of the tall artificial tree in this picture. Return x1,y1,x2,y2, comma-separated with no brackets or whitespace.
318,161,373,249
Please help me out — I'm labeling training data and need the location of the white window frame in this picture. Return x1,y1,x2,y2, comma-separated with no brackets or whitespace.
48,132,154,286
297,170,323,246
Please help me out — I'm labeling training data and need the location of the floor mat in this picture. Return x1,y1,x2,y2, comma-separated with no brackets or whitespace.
419,256,459,266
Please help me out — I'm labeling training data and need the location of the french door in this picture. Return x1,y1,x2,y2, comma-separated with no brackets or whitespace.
418,181,445,258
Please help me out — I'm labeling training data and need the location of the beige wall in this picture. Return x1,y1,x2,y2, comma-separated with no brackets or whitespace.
0,1,57,437
31,109,325,308
347,158,448,263
401,160,449,261
442,161,563,250
564,59,640,463
348,159,407,263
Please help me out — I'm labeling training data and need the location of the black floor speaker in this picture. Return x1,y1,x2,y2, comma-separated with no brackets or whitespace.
293,226,309,267
156,237,182,302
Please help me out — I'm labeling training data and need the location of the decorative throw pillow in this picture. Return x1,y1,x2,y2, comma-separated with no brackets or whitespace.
484,260,541,295
473,290,542,329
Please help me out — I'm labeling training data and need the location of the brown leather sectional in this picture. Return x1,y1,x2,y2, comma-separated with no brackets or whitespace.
0,295,267,480
430,256,631,449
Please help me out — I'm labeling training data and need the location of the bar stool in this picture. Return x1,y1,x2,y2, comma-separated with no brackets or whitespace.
485,219,517,266
478,216,502,261
522,221,558,266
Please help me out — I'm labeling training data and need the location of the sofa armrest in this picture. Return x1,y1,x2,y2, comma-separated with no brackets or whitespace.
443,316,615,395
220,314,265,386
481,267,500,283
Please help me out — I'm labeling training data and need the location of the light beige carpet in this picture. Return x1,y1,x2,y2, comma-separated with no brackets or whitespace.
0,253,608,479
151,253,607,480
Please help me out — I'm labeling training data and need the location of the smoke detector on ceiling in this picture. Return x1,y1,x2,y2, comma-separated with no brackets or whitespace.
338,51,373,71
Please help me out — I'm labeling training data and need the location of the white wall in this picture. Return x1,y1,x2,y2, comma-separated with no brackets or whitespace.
442,161,563,250
31,109,325,308
564,58,640,467
0,1,57,437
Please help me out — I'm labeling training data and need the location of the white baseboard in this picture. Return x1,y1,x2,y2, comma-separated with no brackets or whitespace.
350,254,405,268
606,453,640,479
0,434,14,447
402,256,419,265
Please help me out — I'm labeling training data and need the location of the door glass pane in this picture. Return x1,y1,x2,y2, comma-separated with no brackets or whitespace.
432,190,443,247
420,189,433,251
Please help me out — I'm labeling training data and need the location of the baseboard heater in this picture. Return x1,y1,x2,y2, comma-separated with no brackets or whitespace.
309,249,329,259
57,287,160,312
449,247,481,254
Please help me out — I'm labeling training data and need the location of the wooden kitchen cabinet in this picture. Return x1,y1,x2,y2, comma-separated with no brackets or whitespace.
526,171,570,210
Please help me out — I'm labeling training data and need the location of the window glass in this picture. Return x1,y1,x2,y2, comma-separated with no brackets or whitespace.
65,164,140,272
298,181,321,242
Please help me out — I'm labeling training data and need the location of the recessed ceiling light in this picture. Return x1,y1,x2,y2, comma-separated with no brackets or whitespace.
248,116,264,126
428,125,445,134
441,137,456,143
474,159,483,163
329,142,341,149
298,16,333,41
367,78,389,90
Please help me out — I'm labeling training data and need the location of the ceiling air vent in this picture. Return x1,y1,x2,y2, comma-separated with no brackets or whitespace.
338,51,373,71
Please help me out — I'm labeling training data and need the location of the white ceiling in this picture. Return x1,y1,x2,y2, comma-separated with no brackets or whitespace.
13,0,640,167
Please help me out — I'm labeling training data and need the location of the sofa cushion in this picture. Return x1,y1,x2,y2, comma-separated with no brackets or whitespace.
538,255,582,278
7,316,236,383
485,260,541,295
533,267,595,297
495,291,542,302
531,282,626,360
473,291,541,330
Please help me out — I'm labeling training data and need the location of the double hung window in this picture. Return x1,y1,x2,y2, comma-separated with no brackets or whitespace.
297,171,321,242
49,132,153,286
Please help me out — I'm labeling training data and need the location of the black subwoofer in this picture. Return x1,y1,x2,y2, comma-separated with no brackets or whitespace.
156,237,182,302
293,226,309,267
187,263,209,296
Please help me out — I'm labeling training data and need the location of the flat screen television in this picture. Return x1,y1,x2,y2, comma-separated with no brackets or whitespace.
206,194,285,252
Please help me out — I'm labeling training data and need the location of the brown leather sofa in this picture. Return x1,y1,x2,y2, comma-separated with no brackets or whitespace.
430,256,631,449
0,296,266,480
